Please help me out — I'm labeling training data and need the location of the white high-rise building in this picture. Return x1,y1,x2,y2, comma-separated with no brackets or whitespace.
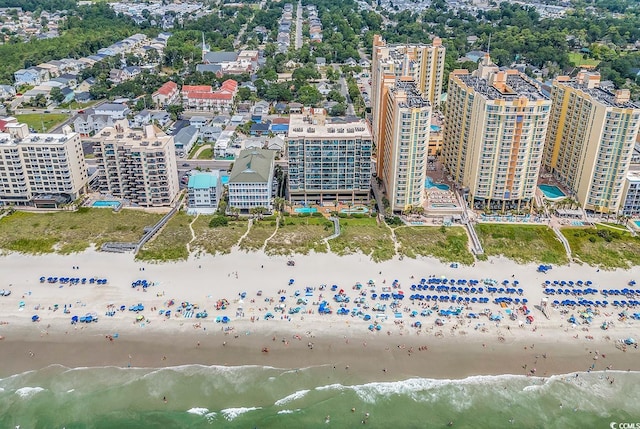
0,123,87,207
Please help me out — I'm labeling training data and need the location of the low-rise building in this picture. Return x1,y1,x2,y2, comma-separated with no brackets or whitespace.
152,81,179,108
181,80,238,112
227,148,275,213
94,103,130,119
174,125,199,157
187,171,222,214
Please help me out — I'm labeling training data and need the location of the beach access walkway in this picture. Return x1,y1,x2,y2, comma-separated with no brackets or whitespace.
551,226,572,260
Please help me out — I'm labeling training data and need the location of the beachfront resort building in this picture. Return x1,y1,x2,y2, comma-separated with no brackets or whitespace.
442,55,552,212
370,35,444,213
0,123,88,207
92,123,179,207
187,171,222,214
227,148,275,213
379,77,431,213
621,168,640,217
287,108,372,205
542,71,640,214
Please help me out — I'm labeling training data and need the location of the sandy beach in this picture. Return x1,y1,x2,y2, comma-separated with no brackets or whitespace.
1,250,639,379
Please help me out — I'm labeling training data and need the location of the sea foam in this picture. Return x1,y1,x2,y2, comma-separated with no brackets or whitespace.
187,407,210,416
220,407,261,421
15,387,45,398
274,389,310,406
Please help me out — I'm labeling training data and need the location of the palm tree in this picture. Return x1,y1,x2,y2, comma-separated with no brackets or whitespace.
229,206,240,219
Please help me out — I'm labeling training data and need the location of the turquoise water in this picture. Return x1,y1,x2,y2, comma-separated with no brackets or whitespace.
431,203,457,208
295,207,317,214
221,176,229,185
425,177,450,191
92,201,121,208
539,185,566,199
634,220,640,228
430,125,441,132
1,365,638,428
340,206,369,214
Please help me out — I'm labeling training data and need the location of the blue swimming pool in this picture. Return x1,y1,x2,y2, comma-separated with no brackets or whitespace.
430,125,441,132
221,176,229,185
539,184,566,200
425,176,450,191
294,207,317,214
92,200,121,209
634,220,640,229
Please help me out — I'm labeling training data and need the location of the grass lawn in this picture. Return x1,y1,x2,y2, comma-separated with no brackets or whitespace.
562,226,640,269
265,215,332,255
197,148,213,159
15,113,68,132
329,216,395,262
239,219,278,251
137,212,192,261
191,216,249,255
568,52,600,67
476,224,568,265
0,208,162,254
395,226,475,265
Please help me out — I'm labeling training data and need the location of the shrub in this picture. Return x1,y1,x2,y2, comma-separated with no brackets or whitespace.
312,212,324,217
209,216,229,228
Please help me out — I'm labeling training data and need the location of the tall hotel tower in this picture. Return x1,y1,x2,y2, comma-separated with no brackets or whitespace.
442,55,552,211
543,71,640,213
371,35,444,212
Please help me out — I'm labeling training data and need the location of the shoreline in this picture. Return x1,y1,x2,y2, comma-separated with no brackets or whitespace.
1,249,639,379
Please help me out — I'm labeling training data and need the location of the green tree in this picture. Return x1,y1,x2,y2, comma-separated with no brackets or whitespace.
49,86,64,104
167,104,184,120
297,85,322,106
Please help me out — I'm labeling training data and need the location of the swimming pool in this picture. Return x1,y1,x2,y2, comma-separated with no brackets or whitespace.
430,125,441,132
221,176,229,185
539,184,566,200
425,176,450,191
340,206,369,214
431,203,456,208
634,220,640,229
92,200,121,209
294,207,317,214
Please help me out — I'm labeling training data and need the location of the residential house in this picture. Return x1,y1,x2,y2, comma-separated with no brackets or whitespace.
267,135,285,154
214,129,235,157
201,125,222,142
316,82,333,96
94,103,130,120
344,57,358,67
250,120,271,136
315,57,327,68
187,171,222,214
151,111,171,127
174,125,199,157
288,102,303,114
252,100,270,115
0,85,16,99
14,68,45,86
131,109,151,128
152,81,179,108
189,116,209,129
227,148,276,213
270,117,289,134
240,81,257,92
274,102,287,114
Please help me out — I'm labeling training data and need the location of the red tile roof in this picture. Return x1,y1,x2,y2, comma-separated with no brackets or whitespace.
154,81,178,96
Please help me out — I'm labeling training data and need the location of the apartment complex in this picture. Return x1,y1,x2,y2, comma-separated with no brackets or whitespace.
380,79,431,212
93,123,179,207
543,72,640,213
228,148,275,213
370,35,444,212
181,80,238,112
0,123,87,206
442,55,552,211
287,109,372,205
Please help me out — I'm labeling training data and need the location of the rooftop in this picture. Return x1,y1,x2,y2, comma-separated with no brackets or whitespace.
558,81,640,109
391,79,431,108
229,148,275,184
188,171,220,189
455,73,549,102
288,113,372,138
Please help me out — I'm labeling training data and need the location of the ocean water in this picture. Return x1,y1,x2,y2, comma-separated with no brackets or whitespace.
1,365,638,428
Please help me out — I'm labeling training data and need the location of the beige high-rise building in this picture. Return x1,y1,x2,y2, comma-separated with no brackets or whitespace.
0,123,87,207
442,55,552,211
543,72,640,213
371,35,445,179
93,123,179,207
380,78,431,213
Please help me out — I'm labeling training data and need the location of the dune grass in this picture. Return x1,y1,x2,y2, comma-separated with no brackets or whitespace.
239,218,278,251
0,208,161,254
329,217,395,262
476,224,568,265
396,225,475,265
563,226,640,269
265,216,332,255
191,216,249,255
137,212,192,261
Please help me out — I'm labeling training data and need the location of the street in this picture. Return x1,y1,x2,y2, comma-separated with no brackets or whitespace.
295,0,303,50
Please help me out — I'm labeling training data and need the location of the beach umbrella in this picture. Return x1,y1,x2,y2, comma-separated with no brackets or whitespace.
71,315,78,323
31,315,39,322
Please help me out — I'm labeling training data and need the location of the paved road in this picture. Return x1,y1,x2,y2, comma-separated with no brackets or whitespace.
295,0,303,49
332,64,356,116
